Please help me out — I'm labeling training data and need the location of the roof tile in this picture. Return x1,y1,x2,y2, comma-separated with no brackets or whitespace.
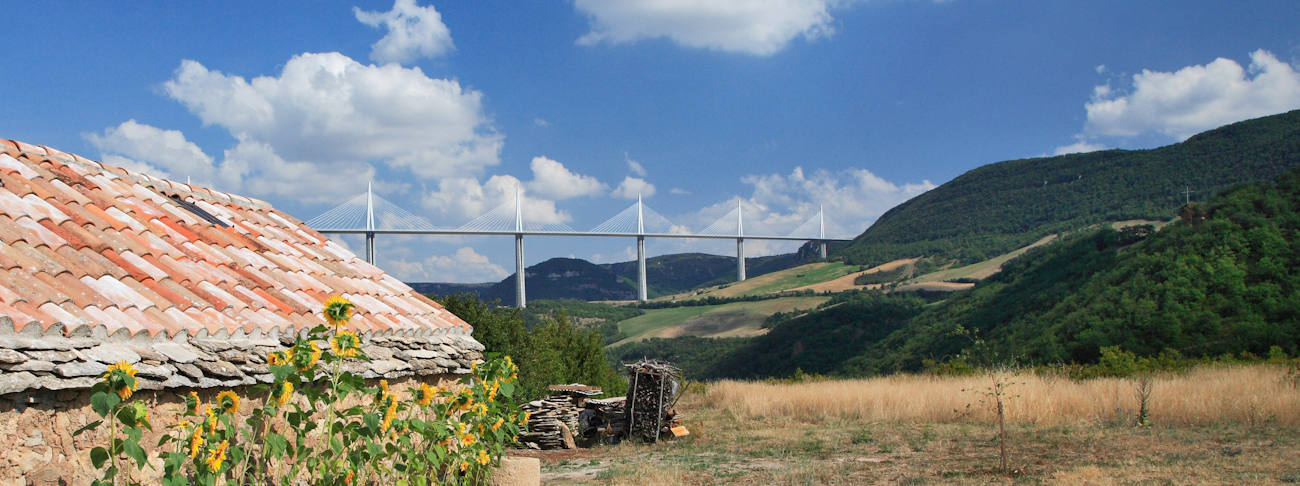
0,300,39,331
70,246,123,279
0,140,472,344
80,275,155,310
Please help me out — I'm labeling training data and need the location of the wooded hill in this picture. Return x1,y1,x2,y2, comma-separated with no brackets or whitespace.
616,168,1300,379
838,109,1300,266
409,241,830,305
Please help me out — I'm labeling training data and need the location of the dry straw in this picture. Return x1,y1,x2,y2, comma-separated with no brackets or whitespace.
705,365,1300,426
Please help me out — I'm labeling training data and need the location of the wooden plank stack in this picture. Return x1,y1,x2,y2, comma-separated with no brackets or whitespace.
519,394,583,449
623,359,683,443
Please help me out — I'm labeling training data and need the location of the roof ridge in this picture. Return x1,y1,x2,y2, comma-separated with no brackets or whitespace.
7,139,270,211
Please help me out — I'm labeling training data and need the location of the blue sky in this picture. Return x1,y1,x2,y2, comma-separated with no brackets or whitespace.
4,1,1299,282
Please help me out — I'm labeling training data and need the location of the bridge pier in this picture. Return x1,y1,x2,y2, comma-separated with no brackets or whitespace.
365,232,375,264
736,238,746,281
637,236,647,301
515,233,526,308
819,241,827,259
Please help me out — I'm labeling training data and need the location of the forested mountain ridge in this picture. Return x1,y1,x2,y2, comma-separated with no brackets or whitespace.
839,109,1300,266
410,242,830,304
619,168,1300,379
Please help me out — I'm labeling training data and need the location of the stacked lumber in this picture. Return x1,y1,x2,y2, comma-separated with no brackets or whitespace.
623,360,685,442
518,384,599,449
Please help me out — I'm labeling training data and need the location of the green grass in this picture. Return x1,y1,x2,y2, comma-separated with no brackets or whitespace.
738,262,858,295
610,296,829,346
675,262,857,299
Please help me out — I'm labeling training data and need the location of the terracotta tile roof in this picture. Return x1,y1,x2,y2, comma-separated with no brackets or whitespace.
0,141,482,395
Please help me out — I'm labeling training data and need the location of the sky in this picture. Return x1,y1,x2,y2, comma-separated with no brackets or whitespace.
3,1,1299,282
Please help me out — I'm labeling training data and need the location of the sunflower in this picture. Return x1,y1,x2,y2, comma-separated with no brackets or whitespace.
104,361,139,400
205,440,229,473
476,448,491,466
487,380,500,401
416,382,436,407
216,390,240,414
380,399,398,432
461,432,477,447
459,461,469,472
323,296,354,328
105,361,137,377
267,349,292,366
491,417,504,431
330,330,361,358
292,341,322,371
273,381,294,407
205,406,218,434
188,427,204,458
185,391,201,415
520,411,531,425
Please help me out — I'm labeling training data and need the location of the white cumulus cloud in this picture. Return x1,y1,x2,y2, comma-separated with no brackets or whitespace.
693,167,932,240
354,0,455,64
1052,136,1108,156
612,176,656,200
625,153,646,176
383,247,508,282
525,156,606,200
162,52,501,185
420,175,570,226
85,120,224,185
1084,49,1300,140
572,0,836,56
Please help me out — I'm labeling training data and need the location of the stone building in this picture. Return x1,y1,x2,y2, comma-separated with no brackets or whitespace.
0,140,483,483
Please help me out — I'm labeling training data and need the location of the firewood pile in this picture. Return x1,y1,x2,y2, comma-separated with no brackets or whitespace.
624,359,686,443
516,360,690,450
580,396,628,445
518,384,601,449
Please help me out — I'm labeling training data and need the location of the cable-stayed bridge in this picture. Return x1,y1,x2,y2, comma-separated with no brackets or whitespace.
306,184,852,307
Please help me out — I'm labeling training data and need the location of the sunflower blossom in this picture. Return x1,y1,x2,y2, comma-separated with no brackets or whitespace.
330,330,361,358
323,296,354,328
185,391,201,415
205,406,218,434
461,433,476,447
274,381,294,407
491,417,504,431
188,428,204,458
476,448,491,465
205,440,229,473
380,399,398,432
293,341,322,371
416,383,436,407
104,361,139,400
216,390,240,414
267,349,292,366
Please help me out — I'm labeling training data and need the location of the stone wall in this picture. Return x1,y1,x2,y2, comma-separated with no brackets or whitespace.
0,318,484,395
0,374,460,485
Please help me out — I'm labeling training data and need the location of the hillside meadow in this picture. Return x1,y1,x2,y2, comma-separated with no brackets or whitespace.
530,364,1300,485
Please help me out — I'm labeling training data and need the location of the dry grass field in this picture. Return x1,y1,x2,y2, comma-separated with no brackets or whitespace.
527,365,1300,485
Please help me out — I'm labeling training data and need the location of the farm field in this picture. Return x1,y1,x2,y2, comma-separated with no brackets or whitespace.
525,365,1300,485
667,262,860,300
610,296,829,346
